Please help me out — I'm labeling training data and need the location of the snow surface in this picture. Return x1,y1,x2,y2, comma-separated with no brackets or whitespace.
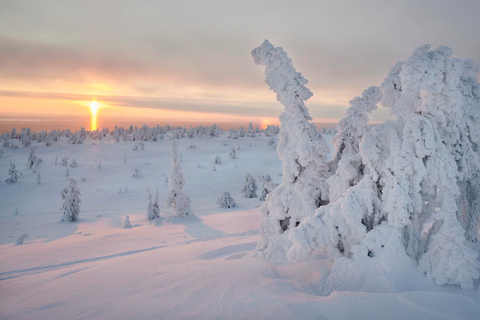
1,134,480,319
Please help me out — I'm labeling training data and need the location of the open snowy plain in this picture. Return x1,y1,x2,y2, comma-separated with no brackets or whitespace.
1,133,479,319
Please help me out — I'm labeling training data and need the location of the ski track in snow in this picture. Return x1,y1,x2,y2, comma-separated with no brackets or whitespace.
0,245,166,280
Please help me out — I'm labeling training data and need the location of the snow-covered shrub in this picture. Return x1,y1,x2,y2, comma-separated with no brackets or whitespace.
124,215,132,228
5,161,21,183
36,172,41,185
187,144,197,149
166,141,193,218
288,45,480,290
80,176,86,182
61,178,81,222
97,162,101,170
242,174,258,198
54,156,58,165
132,168,142,178
217,191,237,208
61,157,68,166
251,40,331,261
70,159,78,168
215,156,222,165
147,188,161,220
16,233,28,245
230,147,237,159
65,169,69,178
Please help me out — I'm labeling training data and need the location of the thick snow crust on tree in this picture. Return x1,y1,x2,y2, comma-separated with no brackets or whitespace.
147,188,161,220
251,40,331,261
288,44,480,290
61,178,81,222
166,141,193,218
330,86,382,171
217,191,237,209
242,174,258,198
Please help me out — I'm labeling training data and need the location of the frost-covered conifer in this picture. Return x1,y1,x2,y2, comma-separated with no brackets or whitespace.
329,86,382,171
251,40,330,260
230,147,237,159
259,174,276,201
21,128,31,147
54,155,58,165
288,45,480,290
217,191,237,208
215,156,222,165
147,188,161,220
27,148,42,169
61,157,68,166
166,141,193,218
36,172,41,185
16,233,28,245
132,168,142,178
245,122,257,137
70,159,78,168
61,178,81,222
124,215,132,228
242,174,258,198
5,161,21,183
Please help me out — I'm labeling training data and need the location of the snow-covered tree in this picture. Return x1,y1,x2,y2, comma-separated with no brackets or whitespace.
61,178,81,222
70,159,78,168
217,191,237,208
124,215,132,228
61,157,68,166
251,40,331,260
132,168,142,178
288,45,480,290
329,86,382,171
36,172,41,185
147,187,161,220
242,174,258,198
215,156,222,164
259,174,276,201
5,161,21,183
245,122,256,137
229,147,237,159
16,233,28,245
166,141,193,218
21,128,31,147
27,148,42,169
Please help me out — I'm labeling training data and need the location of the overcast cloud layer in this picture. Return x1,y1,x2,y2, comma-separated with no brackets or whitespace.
0,0,479,122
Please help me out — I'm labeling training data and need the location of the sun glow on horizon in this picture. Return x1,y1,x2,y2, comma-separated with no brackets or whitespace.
90,100,100,131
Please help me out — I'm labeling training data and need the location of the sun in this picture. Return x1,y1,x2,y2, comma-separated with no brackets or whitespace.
89,100,100,131
90,101,100,115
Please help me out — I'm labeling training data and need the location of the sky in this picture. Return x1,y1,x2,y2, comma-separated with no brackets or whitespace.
0,0,479,130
